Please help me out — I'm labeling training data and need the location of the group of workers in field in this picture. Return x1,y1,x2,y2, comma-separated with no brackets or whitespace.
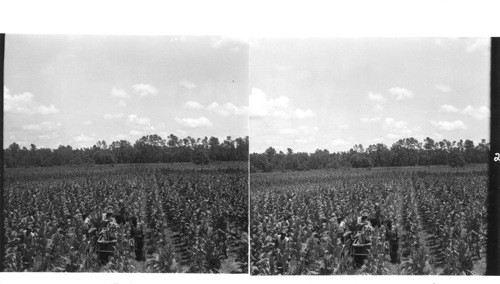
336,203,400,268
81,200,145,264
79,200,398,268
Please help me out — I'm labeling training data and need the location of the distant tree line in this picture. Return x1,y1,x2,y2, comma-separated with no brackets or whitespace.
3,134,249,168
250,137,489,172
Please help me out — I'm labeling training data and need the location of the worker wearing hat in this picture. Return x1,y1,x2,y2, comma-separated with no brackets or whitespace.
371,202,383,228
100,206,118,241
130,216,145,261
355,211,370,233
96,206,118,265
352,211,372,268
102,206,114,221
115,199,128,225
337,215,347,244
385,219,399,263
82,213,93,239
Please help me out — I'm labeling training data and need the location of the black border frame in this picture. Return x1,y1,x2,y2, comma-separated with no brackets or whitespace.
487,37,500,275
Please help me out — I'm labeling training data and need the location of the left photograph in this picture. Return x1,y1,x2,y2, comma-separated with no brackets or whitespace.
3,35,249,273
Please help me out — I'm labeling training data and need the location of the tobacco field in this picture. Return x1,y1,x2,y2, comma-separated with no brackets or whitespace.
250,165,487,275
4,162,248,273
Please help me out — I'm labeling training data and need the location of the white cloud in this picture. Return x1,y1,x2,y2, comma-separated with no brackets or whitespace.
295,136,316,144
360,117,381,123
223,103,249,116
431,120,467,131
132,84,158,97
118,100,127,107
128,114,151,126
207,101,249,116
4,88,33,112
179,80,196,89
130,130,145,136
270,111,289,119
384,118,408,130
4,86,59,115
279,125,318,136
293,108,316,119
331,138,352,151
210,36,248,52
250,88,289,118
23,121,62,131
435,38,489,53
36,105,60,115
83,120,92,126
331,138,349,146
185,101,204,110
207,102,220,111
389,87,414,100
74,134,95,143
464,38,489,53
104,113,124,120
435,84,451,93
250,88,315,119
127,114,155,133
383,117,413,139
439,104,460,113
367,92,386,102
111,87,129,98
439,104,489,119
462,105,490,120
175,117,213,128
39,132,59,140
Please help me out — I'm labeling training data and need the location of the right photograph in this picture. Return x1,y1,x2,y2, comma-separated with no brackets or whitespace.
249,38,490,275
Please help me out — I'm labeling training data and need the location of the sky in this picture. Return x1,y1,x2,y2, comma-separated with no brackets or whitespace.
249,38,490,153
3,37,492,152
4,35,249,148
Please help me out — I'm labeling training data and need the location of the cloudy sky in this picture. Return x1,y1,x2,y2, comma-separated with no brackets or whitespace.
4,35,249,148
250,38,490,153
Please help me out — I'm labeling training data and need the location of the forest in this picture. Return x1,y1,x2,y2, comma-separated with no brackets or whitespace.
250,137,489,172
3,134,249,168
